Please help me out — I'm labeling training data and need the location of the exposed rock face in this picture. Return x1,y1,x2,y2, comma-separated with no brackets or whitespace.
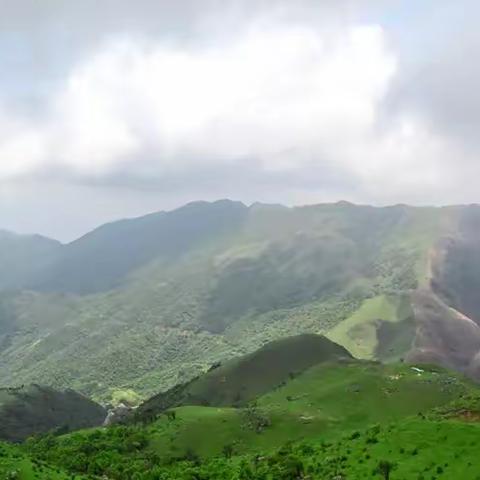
103,403,134,426
407,290,480,380
412,207,480,380
431,207,480,325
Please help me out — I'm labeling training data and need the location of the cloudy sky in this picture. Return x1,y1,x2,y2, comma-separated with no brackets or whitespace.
0,0,478,241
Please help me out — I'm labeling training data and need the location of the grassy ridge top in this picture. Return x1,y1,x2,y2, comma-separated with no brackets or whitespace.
137,334,352,418
139,362,471,459
20,360,480,479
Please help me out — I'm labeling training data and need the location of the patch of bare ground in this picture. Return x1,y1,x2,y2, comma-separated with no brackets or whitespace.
445,409,480,422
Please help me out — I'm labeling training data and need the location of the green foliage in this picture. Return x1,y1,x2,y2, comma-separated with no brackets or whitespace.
0,441,87,480
328,294,416,361
20,414,480,480
0,230,60,291
4,201,480,480
135,334,352,419
110,389,143,407
0,201,472,401
375,459,397,479
17,361,478,479
0,385,105,442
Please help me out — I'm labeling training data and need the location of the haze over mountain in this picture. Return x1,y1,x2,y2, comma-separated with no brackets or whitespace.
4,1,480,479
2,199,480,403
3,1,480,242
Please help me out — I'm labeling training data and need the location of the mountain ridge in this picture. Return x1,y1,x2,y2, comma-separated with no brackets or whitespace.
7,199,480,246
2,199,480,402
135,334,353,421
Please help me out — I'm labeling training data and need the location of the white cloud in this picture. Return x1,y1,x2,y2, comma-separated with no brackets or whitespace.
0,20,395,175
0,11,474,212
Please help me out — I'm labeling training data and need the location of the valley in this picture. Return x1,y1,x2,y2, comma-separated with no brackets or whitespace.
3,0,480,477
3,201,480,479
1,201,480,403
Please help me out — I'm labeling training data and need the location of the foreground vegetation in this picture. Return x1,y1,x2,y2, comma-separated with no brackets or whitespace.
10,360,479,479
11,404,480,479
0,441,88,480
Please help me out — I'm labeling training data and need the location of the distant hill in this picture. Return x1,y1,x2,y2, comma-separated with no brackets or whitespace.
34,200,248,294
2,200,480,401
0,230,60,291
0,384,106,442
136,334,352,419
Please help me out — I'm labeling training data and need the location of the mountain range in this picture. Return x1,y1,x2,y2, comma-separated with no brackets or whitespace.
2,199,480,402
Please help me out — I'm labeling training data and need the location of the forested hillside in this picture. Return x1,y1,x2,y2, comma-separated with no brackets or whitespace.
1,200,480,402
0,385,106,442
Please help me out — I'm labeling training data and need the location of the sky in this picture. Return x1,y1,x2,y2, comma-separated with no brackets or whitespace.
0,0,479,241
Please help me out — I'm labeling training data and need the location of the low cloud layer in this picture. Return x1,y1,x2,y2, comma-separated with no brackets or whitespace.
1,0,479,240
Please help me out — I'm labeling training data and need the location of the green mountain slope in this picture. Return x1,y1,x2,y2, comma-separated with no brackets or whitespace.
136,334,352,418
0,231,60,291
35,200,248,295
0,385,106,442
0,441,88,480
2,201,480,401
135,362,470,460
144,416,480,480
327,294,415,361
20,357,480,479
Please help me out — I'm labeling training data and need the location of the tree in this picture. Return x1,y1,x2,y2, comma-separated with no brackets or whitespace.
165,410,176,421
238,459,254,480
222,444,234,459
376,460,396,480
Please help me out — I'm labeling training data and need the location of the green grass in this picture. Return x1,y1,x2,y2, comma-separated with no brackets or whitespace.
22,366,480,479
327,295,415,361
136,334,352,419
132,417,480,479
27,360,476,476
149,406,244,458
327,296,397,359
0,441,87,480
139,361,476,459
257,362,465,435
14,350,480,480
305,418,480,479
210,416,480,480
